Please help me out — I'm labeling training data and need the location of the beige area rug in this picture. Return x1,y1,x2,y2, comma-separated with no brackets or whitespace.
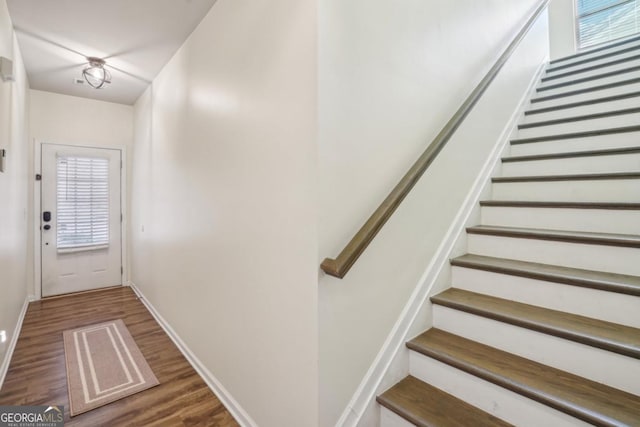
63,319,159,416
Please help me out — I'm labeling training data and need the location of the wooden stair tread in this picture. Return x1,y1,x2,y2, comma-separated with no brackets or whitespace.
531,77,640,103
466,224,640,248
548,34,640,66
479,200,640,210
518,108,640,130
543,52,640,81
377,375,512,427
539,65,640,91
546,45,640,73
510,125,640,144
492,171,640,183
407,329,640,426
502,146,640,162
431,288,640,358
450,254,640,296
525,91,640,116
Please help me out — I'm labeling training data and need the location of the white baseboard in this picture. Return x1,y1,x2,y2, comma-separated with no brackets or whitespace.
0,295,32,390
335,58,549,427
127,281,257,427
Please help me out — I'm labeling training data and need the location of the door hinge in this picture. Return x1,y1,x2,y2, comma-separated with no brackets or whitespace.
121,213,123,222
120,160,123,169
121,266,124,275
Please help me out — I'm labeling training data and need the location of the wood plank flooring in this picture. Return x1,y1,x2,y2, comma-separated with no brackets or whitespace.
0,286,239,426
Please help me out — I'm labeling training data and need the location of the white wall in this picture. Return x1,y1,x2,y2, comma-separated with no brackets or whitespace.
318,1,547,424
30,90,133,149
0,0,29,385
130,1,318,426
549,0,576,59
29,89,133,296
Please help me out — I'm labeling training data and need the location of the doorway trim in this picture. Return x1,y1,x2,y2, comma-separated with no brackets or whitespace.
33,139,128,300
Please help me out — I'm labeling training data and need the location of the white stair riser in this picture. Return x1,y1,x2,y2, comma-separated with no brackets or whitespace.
452,266,640,328
491,179,640,203
545,47,640,76
537,71,640,98
515,113,640,139
530,81,640,110
540,57,640,87
409,352,592,427
467,234,640,276
480,206,640,235
501,152,640,176
432,306,640,395
380,407,415,427
509,131,640,156
522,95,640,124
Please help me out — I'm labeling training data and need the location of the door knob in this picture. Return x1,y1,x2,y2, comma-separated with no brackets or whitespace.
43,224,51,230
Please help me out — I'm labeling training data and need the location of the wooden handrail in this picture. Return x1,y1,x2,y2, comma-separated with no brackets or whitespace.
321,0,550,278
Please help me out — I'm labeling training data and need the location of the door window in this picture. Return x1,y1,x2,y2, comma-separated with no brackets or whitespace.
56,155,110,252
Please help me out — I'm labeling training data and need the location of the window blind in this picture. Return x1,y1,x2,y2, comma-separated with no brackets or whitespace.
56,155,110,251
577,0,640,49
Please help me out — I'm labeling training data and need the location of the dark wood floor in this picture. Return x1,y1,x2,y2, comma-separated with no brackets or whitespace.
0,286,239,426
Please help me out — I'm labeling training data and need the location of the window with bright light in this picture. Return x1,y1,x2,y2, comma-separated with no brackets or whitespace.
577,0,640,49
56,155,110,251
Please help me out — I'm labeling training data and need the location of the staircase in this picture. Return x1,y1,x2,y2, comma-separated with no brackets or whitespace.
376,36,640,426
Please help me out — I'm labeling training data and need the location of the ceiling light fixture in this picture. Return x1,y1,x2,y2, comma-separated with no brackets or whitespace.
82,57,111,89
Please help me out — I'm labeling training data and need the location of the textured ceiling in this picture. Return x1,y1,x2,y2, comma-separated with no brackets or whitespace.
7,0,217,105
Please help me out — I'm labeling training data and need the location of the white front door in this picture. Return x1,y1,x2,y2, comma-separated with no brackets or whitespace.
41,143,122,297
